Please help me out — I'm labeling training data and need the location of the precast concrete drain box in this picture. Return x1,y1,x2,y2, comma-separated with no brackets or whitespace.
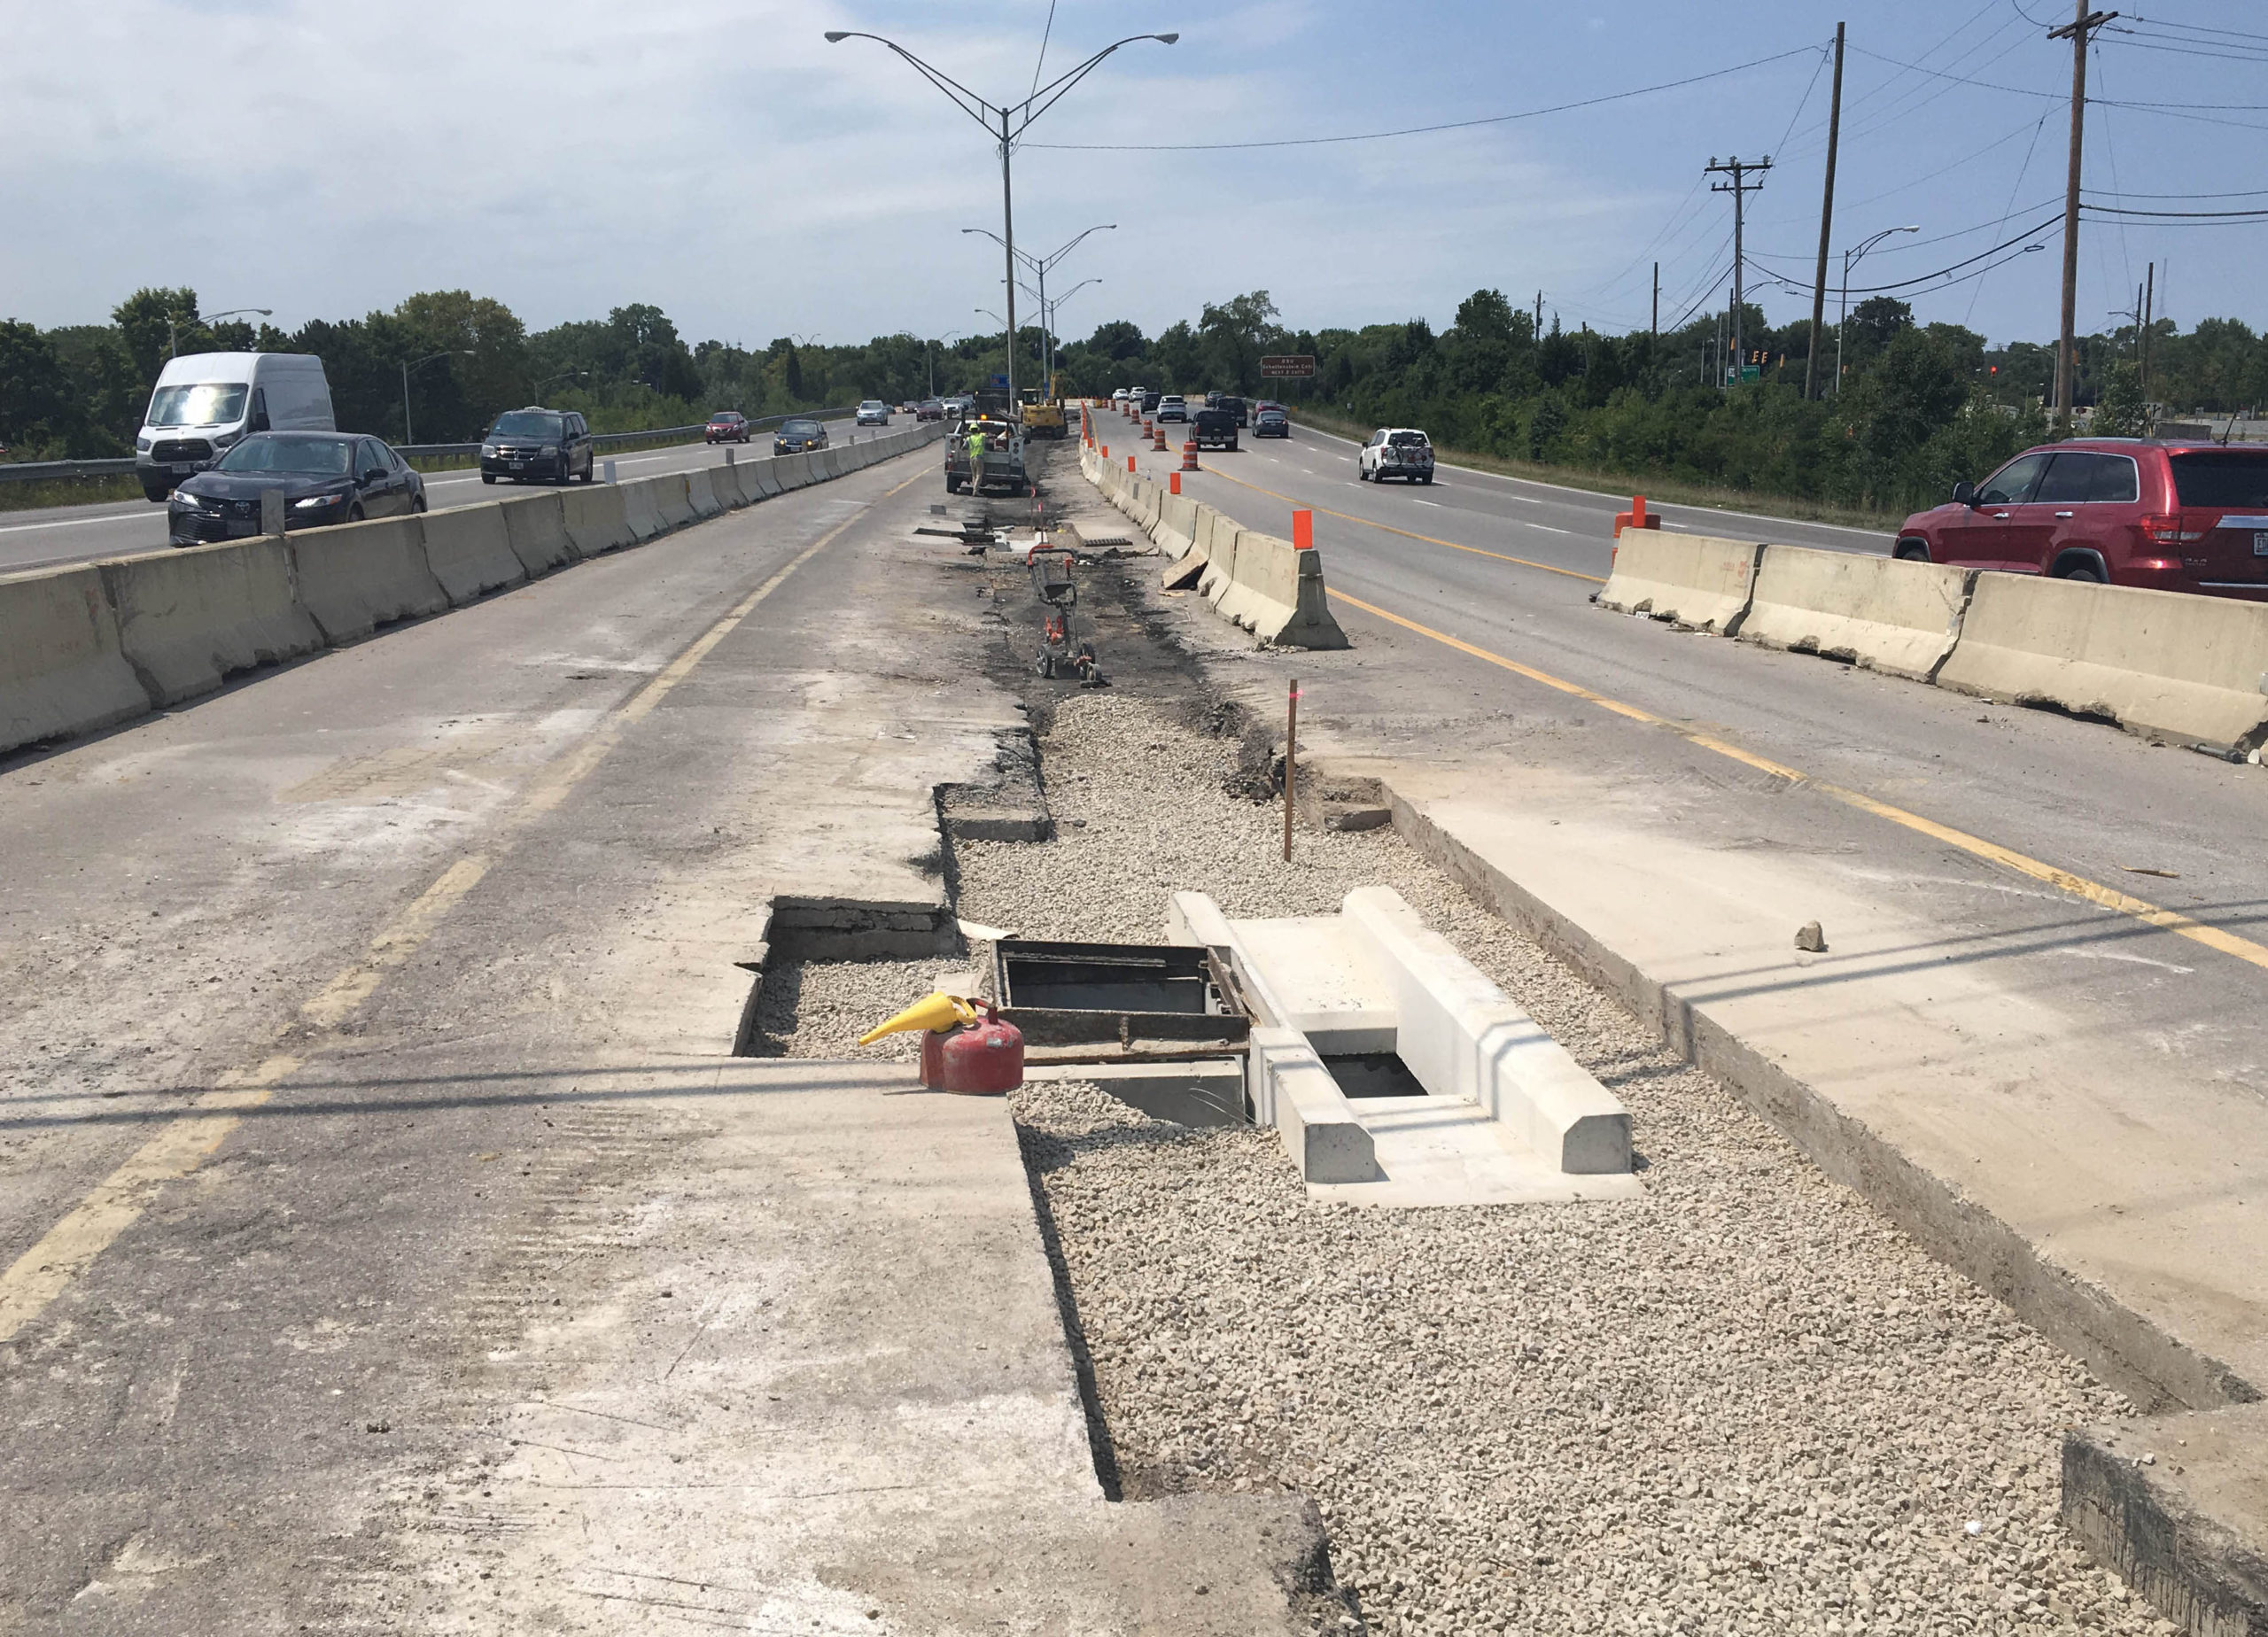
1169,886,1644,1206
997,939,1255,1128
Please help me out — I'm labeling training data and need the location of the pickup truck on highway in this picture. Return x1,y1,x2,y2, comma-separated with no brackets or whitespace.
944,415,1027,496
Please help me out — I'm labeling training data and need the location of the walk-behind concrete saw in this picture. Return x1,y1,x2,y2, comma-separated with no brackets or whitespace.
1028,546,1105,686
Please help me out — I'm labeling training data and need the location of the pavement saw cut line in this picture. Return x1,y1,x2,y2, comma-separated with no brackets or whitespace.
0,467,924,1346
1191,461,1609,584
1326,587,2268,978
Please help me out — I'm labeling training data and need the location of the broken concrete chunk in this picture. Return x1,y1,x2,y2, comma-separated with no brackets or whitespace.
1795,920,1827,953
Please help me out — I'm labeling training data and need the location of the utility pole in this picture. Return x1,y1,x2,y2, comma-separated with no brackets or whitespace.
1805,24,1845,400
2141,260,2155,402
1534,291,1543,344
2048,3,2118,430
1706,154,1772,388
1651,262,1659,366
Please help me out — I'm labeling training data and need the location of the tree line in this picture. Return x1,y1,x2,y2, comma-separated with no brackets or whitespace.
5,283,2262,515
1045,290,2268,516
0,287,1045,459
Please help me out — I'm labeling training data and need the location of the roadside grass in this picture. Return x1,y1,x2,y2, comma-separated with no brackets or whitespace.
0,476,145,515
1287,407,1903,533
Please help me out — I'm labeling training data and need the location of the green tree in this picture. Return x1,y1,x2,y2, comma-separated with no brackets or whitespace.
2092,361,2148,436
112,287,207,386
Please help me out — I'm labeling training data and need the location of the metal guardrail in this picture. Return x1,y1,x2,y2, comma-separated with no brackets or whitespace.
0,407,862,485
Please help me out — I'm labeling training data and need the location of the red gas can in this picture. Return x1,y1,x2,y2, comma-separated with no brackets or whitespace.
936,1007,1025,1096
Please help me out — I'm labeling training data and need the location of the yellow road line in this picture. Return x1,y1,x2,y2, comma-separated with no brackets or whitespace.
1192,461,1609,584
1327,587,2268,975
0,475,910,1345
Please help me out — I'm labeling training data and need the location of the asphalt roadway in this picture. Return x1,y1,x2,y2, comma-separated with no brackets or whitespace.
0,415,904,576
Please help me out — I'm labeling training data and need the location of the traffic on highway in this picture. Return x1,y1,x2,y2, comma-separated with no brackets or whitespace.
9,6,2268,1634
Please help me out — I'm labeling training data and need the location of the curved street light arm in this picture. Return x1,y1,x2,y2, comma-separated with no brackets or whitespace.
823,32,999,128
1015,34,1176,134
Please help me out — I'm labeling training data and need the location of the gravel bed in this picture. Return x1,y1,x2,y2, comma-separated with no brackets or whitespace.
773,690,2166,1636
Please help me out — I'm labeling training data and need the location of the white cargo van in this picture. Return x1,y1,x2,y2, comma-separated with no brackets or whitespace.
136,353,335,500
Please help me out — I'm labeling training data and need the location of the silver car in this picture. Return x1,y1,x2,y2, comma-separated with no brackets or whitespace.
856,400,890,426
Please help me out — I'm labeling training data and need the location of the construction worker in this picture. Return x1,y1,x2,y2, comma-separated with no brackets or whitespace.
966,422,987,485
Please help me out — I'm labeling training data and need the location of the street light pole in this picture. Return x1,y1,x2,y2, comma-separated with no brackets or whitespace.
1835,225,1918,396
402,350,470,447
827,28,1174,411
964,222,1115,405
169,306,273,361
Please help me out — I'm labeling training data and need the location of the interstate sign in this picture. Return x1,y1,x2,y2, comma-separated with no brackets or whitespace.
1258,354,1317,378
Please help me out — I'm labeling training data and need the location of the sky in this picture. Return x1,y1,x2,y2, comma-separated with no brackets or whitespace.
4,0,2264,352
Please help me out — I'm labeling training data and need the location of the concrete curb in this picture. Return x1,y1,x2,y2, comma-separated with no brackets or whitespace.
1368,772,2260,1416
2062,1403,2268,1636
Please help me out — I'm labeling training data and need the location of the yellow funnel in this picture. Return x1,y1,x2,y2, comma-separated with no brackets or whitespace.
858,991,982,1046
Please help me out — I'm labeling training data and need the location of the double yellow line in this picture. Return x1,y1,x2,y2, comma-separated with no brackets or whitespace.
1186,461,2268,974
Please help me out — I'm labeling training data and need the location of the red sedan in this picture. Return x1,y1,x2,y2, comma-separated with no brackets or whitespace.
704,411,750,445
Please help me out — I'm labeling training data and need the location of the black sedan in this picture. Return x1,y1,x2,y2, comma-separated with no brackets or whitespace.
1254,406,1291,438
167,432,424,547
774,417,829,454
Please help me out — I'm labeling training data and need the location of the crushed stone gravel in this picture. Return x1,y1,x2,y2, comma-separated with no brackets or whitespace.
773,688,2168,1637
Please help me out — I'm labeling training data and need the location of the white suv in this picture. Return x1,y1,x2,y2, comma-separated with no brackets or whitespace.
1357,427,1435,485
856,400,890,426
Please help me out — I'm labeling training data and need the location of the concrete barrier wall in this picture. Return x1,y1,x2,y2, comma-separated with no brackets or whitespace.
684,469,722,519
1739,547,1976,682
620,477,669,540
419,504,528,606
1155,494,1200,560
1228,531,1350,649
99,539,324,706
1937,572,2268,750
501,492,576,575
1597,532,1762,633
777,453,815,491
652,474,697,531
1,425,940,755
560,485,633,558
747,457,784,499
291,516,450,643
708,462,750,509
0,563,151,755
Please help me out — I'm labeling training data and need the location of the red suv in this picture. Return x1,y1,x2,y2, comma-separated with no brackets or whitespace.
1896,438,2268,598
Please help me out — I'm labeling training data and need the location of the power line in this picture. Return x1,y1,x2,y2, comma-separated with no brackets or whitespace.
2123,12,2268,45
1022,44,1828,151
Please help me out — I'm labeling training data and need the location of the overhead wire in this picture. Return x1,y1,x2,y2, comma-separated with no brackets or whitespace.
1965,110,2054,327
1021,44,1827,151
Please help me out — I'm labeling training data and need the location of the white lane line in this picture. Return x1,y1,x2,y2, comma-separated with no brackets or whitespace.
1411,498,1444,508
1284,420,1889,539
1526,524,1572,535
0,513,147,536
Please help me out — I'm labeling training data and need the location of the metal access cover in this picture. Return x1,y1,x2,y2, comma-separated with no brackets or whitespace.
992,939,1251,1062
